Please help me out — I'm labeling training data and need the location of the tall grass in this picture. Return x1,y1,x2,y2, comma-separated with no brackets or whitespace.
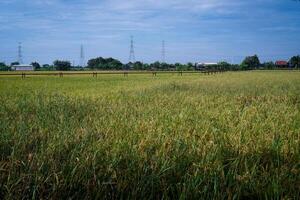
0,71,299,199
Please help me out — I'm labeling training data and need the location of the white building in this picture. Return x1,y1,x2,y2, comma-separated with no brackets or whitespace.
12,64,34,71
195,62,218,70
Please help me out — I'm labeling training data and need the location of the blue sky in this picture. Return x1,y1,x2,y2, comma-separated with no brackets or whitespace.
0,0,299,64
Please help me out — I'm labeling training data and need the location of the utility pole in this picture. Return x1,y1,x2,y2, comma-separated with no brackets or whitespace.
80,44,85,67
129,36,135,63
18,42,23,64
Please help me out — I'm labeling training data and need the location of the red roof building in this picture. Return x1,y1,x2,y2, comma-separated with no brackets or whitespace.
275,60,288,67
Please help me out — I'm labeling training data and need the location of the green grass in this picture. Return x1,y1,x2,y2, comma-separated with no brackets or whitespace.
0,71,299,199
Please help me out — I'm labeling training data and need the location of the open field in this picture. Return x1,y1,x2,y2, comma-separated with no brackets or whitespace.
0,71,299,199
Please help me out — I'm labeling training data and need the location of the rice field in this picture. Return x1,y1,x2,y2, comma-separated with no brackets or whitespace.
0,71,299,199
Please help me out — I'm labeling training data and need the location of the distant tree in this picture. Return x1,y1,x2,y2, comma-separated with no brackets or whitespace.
168,64,176,71
175,63,185,71
41,64,54,71
289,55,300,68
53,60,71,71
31,62,41,70
10,62,19,66
241,55,260,70
160,62,170,70
253,55,261,68
230,64,240,71
240,63,249,70
42,64,51,70
105,58,122,70
143,63,150,70
263,61,275,69
88,58,100,69
150,61,161,70
133,61,143,70
187,62,194,71
111,59,123,70
87,57,123,70
105,58,115,70
122,63,131,70
0,62,10,71
88,57,106,69
218,61,231,70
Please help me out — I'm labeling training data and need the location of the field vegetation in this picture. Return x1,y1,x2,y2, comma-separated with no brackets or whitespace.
0,71,299,199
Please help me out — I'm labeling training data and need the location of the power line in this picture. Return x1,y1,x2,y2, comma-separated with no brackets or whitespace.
129,36,135,63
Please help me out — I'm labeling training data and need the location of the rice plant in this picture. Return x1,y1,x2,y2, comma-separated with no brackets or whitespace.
0,71,299,199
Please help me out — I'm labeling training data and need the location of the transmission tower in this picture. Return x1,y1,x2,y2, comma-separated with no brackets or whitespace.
129,36,135,63
161,40,166,63
80,44,85,67
18,42,23,64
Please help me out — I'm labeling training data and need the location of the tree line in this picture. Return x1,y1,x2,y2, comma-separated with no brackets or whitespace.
1,55,300,71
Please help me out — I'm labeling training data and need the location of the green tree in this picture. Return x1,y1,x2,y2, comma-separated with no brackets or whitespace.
240,63,249,70
0,62,10,71
175,63,186,71
187,62,194,71
230,64,240,71
87,57,123,70
143,63,150,70
31,62,41,70
218,61,230,70
41,64,54,71
133,61,143,70
0,62,5,67
160,62,169,70
112,60,123,70
263,61,275,70
150,61,161,70
53,60,71,71
289,55,300,68
241,55,260,70
10,62,19,66
168,64,176,71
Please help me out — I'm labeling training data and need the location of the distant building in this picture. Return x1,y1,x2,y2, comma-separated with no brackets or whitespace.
195,62,218,70
275,60,288,68
12,64,34,71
